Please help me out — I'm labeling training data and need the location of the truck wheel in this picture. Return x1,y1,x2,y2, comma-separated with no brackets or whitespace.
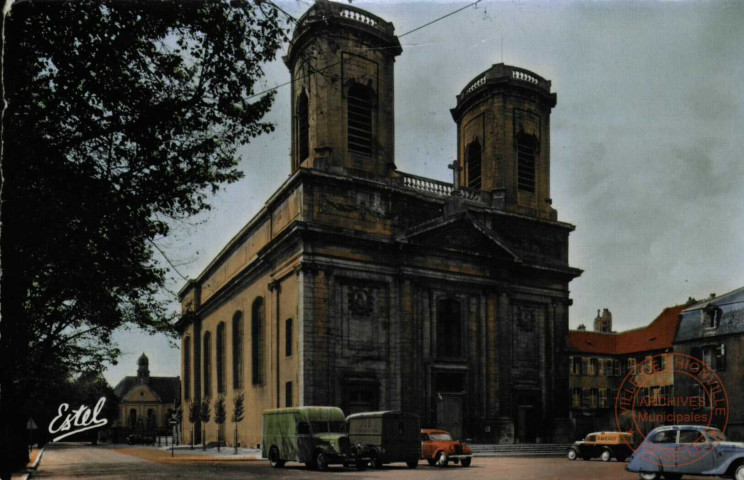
600,449,612,462
435,451,449,467
406,459,418,469
315,451,328,471
368,451,383,469
639,473,660,480
268,446,285,468
461,457,472,467
736,464,744,480
567,448,578,461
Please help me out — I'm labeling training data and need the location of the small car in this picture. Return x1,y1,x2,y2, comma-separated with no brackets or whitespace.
626,425,744,480
420,429,472,467
566,431,634,462
262,406,367,471
347,411,420,468
126,434,155,445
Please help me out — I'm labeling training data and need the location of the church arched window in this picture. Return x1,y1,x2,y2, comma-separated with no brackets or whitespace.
203,331,211,398
517,133,538,193
436,298,462,358
347,84,373,155
184,336,191,400
129,409,137,429
297,92,309,161
252,298,264,386
216,322,226,394
466,139,482,189
232,311,243,390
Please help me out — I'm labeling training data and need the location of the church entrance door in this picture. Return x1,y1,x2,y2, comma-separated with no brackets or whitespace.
436,393,464,440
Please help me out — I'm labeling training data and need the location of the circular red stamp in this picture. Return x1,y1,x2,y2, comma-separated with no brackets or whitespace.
614,352,729,468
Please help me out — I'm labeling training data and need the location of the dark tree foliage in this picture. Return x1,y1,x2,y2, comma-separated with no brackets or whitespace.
199,400,211,450
213,397,226,451
0,0,286,474
231,393,245,454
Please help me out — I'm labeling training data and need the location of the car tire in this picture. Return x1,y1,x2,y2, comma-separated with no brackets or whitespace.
427,458,436,466
736,464,744,480
600,449,612,462
435,451,449,467
369,451,383,469
315,452,328,471
406,459,418,469
567,448,578,461
269,446,285,468
461,457,472,467
639,473,660,480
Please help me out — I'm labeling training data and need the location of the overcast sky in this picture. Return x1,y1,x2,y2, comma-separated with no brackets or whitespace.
104,0,744,385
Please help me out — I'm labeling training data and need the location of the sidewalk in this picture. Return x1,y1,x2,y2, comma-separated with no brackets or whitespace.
10,447,44,480
114,444,265,465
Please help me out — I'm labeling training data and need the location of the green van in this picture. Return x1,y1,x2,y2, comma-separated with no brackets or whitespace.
346,411,420,468
262,406,366,471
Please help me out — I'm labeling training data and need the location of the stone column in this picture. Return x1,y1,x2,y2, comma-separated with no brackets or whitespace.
494,290,514,443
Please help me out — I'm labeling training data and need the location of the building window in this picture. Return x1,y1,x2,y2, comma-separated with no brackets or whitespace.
347,84,373,155
570,356,581,375
147,409,157,430
581,357,589,375
232,311,243,390
465,139,482,189
704,307,721,329
285,381,293,408
571,387,581,408
285,318,293,357
627,357,636,373
581,388,592,408
297,92,309,162
184,337,191,401
203,331,211,398
216,322,226,394
517,135,537,193
599,388,608,408
588,358,598,376
614,359,622,376
436,298,462,358
129,409,137,429
252,297,265,386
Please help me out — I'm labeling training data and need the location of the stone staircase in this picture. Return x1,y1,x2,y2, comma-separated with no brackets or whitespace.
469,444,571,457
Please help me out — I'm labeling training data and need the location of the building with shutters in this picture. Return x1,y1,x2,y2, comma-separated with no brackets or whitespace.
568,306,685,437
177,0,581,447
674,287,744,441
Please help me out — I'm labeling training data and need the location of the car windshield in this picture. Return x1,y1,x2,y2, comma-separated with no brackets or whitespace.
310,421,346,433
429,433,453,441
707,430,727,442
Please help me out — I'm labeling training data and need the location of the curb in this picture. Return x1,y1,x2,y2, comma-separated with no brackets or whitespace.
29,446,45,470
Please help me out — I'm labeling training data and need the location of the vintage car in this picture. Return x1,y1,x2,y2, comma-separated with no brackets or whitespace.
262,407,367,471
347,411,420,468
126,434,155,445
566,431,634,461
420,428,472,467
626,425,744,480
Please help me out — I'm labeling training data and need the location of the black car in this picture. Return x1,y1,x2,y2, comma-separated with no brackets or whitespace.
126,434,155,445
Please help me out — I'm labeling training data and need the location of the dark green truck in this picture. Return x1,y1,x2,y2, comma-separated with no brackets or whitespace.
347,411,420,468
262,407,367,471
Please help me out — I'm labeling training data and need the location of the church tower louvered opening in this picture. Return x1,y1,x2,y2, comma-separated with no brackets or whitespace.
285,0,402,177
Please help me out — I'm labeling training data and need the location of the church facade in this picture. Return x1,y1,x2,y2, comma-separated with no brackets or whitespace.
177,0,581,447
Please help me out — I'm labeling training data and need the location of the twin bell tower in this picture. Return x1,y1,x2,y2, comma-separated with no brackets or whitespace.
285,0,558,220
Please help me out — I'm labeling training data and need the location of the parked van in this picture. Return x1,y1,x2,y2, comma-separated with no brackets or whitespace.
347,411,420,468
262,406,366,471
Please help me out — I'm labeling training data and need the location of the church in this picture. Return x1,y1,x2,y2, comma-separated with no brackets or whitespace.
177,0,581,447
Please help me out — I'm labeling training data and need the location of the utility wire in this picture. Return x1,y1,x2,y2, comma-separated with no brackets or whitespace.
248,0,483,100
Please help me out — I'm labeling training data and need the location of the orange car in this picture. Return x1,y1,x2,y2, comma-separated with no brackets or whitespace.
420,429,473,467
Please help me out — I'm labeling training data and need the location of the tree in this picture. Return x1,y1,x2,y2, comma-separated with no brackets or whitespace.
231,393,245,454
214,397,226,452
0,0,286,474
199,401,211,451
187,402,200,450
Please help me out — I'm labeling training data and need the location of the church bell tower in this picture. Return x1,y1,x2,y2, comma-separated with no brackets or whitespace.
284,0,402,178
450,64,558,220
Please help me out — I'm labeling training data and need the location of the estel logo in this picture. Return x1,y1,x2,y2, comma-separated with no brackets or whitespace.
48,396,109,442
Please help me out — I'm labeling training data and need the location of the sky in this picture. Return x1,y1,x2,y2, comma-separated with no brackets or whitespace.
103,0,744,385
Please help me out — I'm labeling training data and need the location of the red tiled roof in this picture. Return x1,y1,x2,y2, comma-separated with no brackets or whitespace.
568,305,685,355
